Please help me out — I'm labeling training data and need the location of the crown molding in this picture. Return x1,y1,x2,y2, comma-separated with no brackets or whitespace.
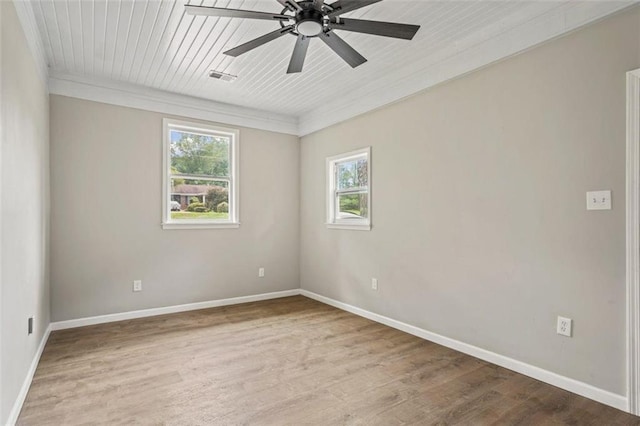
298,1,639,136
12,0,49,89
21,1,640,137
48,73,299,136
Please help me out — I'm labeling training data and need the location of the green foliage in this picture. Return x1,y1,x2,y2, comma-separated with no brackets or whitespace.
171,131,229,179
217,202,229,213
340,195,360,213
336,158,368,217
339,194,368,217
338,158,368,190
171,211,228,220
359,193,368,217
170,167,185,186
186,202,209,213
205,186,228,212
189,196,201,204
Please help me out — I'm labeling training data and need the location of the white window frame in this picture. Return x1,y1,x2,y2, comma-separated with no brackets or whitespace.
326,147,371,231
162,118,240,230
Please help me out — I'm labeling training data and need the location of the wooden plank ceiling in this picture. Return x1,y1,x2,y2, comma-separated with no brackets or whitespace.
32,0,569,116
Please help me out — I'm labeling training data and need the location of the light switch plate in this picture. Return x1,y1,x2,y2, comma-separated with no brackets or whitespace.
586,190,611,210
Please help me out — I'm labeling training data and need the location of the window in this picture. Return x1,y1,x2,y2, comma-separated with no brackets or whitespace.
162,118,239,229
326,147,371,230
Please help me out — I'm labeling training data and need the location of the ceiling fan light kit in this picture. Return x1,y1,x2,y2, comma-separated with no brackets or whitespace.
185,0,421,74
296,10,324,37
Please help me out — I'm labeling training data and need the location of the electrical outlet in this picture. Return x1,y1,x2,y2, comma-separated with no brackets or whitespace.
557,316,572,337
28,317,33,335
586,190,612,210
133,280,142,292
258,267,265,278
371,278,378,291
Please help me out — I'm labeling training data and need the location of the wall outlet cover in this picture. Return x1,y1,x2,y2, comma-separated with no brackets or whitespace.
557,316,572,337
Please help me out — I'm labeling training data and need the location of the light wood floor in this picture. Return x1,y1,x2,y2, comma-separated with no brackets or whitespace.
18,296,640,425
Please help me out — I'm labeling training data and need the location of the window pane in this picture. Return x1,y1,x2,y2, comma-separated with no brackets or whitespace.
170,178,229,220
337,193,368,219
170,130,230,178
337,157,368,190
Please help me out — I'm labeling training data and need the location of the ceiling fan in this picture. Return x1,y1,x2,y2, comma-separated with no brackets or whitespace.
185,0,421,74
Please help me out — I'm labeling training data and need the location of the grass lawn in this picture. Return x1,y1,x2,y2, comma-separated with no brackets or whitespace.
171,211,229,220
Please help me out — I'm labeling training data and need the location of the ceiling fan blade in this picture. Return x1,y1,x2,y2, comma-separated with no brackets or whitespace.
287,35,311,74
331,18,420,40
275,0,302,12
185,4,290,21
327,0,382,18
319,31,366,68
225,26,295,57
313,0,325,10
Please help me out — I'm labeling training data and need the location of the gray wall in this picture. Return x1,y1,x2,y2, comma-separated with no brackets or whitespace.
50,96,300,321
300,7,640,396
0,1,51,423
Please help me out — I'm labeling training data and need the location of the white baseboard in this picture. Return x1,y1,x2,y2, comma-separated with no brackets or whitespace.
11,288,628,422
6,323,52,426
299,289,628,412
6,289,298,424
50,289,300,331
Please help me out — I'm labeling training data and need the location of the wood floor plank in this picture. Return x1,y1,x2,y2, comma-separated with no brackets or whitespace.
17,296,640,425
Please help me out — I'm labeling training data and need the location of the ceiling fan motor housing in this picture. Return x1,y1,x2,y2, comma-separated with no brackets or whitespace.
295,9,325,37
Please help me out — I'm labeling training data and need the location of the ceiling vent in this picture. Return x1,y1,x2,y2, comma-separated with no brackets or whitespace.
208,70,237,82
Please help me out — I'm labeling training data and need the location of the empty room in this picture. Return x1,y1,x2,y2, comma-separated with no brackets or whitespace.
2,0,640,424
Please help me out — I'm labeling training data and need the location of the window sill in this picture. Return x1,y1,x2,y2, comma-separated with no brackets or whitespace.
162,222,240,230
326,223,371,231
